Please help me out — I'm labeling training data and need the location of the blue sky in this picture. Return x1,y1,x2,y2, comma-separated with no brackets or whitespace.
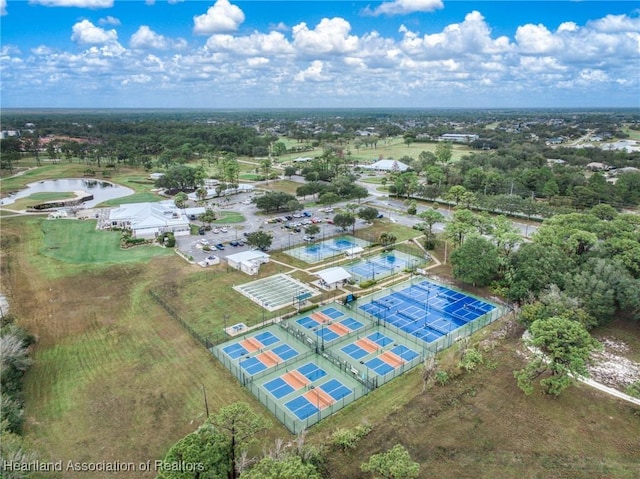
1,1,639,108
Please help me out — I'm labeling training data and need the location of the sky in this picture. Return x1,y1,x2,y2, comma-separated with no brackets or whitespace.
1,0,639,109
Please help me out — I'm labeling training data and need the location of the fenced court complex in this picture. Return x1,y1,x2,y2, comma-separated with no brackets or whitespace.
211,277,505,433
346,250,424,282
360,279,504,353
286,235,370,263
234,273,320,311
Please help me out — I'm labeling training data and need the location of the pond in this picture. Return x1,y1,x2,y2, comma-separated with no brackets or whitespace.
0,178,134,207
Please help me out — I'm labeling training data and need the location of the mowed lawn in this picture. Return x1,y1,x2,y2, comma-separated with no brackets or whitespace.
40,219,173,265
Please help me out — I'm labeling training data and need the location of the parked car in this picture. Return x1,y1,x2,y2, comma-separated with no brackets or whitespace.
198,228,206,235
220,227,228,233
199,239,210,245
303,236,315,242
377,213,384,218
229,240,239,247
215,243,225,250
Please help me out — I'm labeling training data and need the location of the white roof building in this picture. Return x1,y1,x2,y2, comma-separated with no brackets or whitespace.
315,266,351,290
360,159,409,172
107,201,200,238
226,250,270,275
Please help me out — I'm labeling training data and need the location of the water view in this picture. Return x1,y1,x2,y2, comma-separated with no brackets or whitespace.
0,178,134,207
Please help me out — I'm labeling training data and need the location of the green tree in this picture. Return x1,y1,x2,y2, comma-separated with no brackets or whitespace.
199,209,217,229
304,224,320,238
333,212,356,233
284,166,297,178
450,236,500,287
156,422,231,479
358,206,379,223
360,444,420,479
319,192,341,207
444,208,476,246
240,456,321,479
514,316,600,397
378,232,397,251
245,231,273,252
417,208,444,235
174,192,189,210
211,402,270,479
195,187,208,204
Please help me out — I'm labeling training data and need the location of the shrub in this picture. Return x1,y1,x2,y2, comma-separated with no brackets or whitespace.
459,348,483,372
625,381,640,398
330,424,373,452
359,279,377,289
434,370,450,386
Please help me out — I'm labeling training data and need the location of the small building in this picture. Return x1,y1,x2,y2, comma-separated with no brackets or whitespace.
148,172,164,181
586,162,611,172
439,133,479,143
226,250,270,275
315,266,351,290
360,159,409,172
107,201,194,239
344,246,364,259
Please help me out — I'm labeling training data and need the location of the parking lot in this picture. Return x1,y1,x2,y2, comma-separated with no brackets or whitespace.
174,192,369,264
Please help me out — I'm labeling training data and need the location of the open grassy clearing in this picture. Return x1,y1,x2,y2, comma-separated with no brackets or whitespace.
1,217,288,478
40,218,173,267
99,191,164,206
314,318,640,478
4,191,75,211
155,259,298,339
348,136,471,163
260,179,302,196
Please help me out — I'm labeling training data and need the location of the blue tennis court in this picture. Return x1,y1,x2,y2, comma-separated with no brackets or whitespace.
348,251,421,282
272,344,299,361
286,236,370,264
298,362,327,381
285,396,319,420
254,331,280,346
367,331,394,347
322,307,344,319
320,379,352,400
264,377,294,399
240,356,268,375
222,331,282,359
391,345,420,361
365,357,395,376
360,280,496,344
341,343,369,360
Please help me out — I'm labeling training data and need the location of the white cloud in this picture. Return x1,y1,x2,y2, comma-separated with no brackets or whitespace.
1,0,7,16
292,18,358,56
99,16,120,26
247,57,269,67
130,26,186,50
295,60,331,82
366,0,443,16
30,0,113,7
71,20,118,45
2,8,638,108
588,14,640,33
399,11,513,59
193,0,245,35
122,74,152,85
205,31,294,56
515,23,562,54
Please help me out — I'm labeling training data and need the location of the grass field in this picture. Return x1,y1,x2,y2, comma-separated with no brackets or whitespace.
1,216,288,479
39,219,173,268
99,192,164,206
3,192,75,211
